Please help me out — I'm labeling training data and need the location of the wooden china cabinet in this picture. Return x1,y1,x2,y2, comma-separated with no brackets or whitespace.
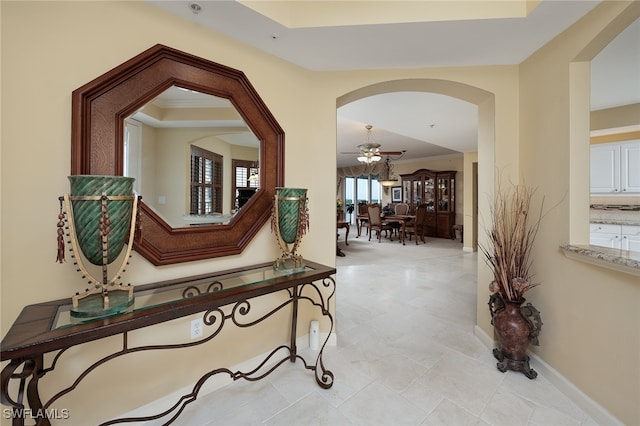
400,169,456,239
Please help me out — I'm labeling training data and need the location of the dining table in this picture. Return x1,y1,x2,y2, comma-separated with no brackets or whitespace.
382,214,416,245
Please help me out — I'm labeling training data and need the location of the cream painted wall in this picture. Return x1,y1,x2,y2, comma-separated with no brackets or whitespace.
2,0,638,424
519,2,640,424
464,152,479,251
591,103,640,130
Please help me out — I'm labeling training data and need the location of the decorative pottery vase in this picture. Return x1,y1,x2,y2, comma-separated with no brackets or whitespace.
271,187,309,273
59,175,139,319
488,293,542,379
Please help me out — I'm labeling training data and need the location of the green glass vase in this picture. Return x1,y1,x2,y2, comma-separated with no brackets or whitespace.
60,175,138,320
68,175,135,265
272,187,309,273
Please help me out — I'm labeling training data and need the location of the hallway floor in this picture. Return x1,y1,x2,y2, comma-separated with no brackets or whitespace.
167,234,596,425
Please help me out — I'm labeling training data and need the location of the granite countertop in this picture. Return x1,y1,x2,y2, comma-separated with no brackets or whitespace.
590,204,640,211
561,244,640,277
590,205,640,226
590,219,640,226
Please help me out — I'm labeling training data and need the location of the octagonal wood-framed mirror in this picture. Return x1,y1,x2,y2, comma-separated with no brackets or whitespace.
71,44,284,265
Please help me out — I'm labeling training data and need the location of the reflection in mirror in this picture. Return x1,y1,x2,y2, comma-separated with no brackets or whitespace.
123,86,260,228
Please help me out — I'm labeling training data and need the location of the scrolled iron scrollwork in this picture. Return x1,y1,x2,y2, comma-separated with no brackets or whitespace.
230,300,252,326
207,280,223,293
1,358,34,409
230,297,295,328
202,308,225,329
298,276,335,316
314,355,335,389
183,281,224,299
182,286,202,299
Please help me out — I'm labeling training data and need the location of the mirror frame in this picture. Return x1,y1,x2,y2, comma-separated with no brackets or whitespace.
71,44,284,265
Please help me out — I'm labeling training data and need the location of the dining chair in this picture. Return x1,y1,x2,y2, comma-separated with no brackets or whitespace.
394,203,409,215
404,204,428,244
356,202,369,237
391,203,410,237
367,204,393,243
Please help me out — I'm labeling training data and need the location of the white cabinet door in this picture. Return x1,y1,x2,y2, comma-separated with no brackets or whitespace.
590,144,620,193
590,224,622,249
622,235,640,252
620,141,640,193
591,233,621,249
621,225,640,252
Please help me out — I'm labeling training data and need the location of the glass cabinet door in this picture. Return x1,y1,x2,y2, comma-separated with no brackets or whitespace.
403,180,411,204
424,176,435,211
413,180,422,209
450,177,455,211
437,177,450,212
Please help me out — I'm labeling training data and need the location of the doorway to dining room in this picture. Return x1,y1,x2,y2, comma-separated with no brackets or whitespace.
336,79,492,254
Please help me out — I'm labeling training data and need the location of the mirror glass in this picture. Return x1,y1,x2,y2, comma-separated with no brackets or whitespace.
124,86,260,228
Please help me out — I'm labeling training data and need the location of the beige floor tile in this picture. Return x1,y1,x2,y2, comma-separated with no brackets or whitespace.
167,236,594,426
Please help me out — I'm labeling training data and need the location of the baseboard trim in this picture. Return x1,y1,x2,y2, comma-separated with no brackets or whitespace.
119,332,335,420
474,326,622,425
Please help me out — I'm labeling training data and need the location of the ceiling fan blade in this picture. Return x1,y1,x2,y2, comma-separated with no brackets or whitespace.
340,149,406,156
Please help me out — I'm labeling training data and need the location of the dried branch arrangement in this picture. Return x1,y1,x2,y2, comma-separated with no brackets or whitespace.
480,181,545,302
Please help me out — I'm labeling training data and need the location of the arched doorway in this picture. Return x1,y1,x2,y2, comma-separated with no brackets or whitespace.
336,78,495,253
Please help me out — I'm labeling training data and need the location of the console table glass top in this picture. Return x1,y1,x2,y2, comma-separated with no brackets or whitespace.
1,260,335,362
53,266,311,329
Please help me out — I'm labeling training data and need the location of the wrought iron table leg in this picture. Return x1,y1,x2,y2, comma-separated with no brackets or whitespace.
290,291,298,362
1,356,50,426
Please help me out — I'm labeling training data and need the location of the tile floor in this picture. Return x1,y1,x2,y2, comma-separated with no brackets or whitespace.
170,231,596,425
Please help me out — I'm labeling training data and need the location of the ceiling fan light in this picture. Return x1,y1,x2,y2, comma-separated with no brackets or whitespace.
371,155,381,162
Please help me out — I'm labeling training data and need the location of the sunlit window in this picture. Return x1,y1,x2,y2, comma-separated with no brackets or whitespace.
190,145,222,215
233,159,259,209
343,175,382,222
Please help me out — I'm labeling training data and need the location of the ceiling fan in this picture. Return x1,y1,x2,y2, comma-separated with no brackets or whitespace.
340,125,405,164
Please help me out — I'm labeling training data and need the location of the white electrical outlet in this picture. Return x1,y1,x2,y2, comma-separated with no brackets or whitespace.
190,318,203,339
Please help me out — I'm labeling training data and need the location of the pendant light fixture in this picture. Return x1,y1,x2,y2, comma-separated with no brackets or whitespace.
379,156,398,188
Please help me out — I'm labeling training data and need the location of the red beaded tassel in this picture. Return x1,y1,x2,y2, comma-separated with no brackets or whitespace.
56,196,66,263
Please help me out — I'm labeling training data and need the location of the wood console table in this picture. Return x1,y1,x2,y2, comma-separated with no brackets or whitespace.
1,260,336,425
